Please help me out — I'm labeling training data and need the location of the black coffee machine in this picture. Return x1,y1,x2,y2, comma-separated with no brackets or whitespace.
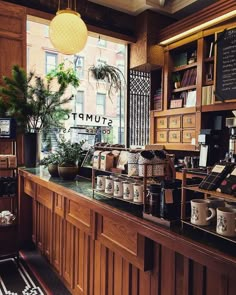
198,129,220,167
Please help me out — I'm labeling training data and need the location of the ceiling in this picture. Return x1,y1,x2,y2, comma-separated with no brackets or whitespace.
88,0,218,19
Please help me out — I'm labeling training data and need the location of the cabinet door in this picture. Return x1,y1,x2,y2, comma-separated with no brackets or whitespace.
36,202,52,261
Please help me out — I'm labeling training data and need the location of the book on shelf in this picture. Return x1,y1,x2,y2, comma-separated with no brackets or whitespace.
206,63,214,82
153,88,162,111
180,68,197,87
209,42,214,58
202,85,214,105
185,90,196,107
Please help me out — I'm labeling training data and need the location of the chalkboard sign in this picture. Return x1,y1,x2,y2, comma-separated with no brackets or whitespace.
215,27,236,101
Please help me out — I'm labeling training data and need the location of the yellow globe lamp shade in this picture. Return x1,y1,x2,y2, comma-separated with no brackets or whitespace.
49,8,88,55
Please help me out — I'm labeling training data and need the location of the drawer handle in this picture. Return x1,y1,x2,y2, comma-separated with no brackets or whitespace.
187,118,192,124
160,133,164,138
185,133,192,139
172,134,177,139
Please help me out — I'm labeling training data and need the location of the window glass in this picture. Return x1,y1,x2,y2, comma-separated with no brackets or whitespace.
96,93,105,115
27,18,127,148
76,90,84,113
45,52,58,74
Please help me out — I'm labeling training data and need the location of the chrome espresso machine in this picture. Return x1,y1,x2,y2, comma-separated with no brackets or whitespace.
226,117,236,162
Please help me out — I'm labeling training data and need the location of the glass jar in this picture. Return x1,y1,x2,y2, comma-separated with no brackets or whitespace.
146,184,161,216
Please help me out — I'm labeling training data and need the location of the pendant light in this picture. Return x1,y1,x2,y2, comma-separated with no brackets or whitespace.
49,0,88,55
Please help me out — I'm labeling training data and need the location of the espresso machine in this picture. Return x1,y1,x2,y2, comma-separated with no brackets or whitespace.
226,117,236,161
198,129,220,167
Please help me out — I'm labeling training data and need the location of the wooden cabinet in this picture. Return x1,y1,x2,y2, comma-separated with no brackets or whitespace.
18,170,236,295
150,21,236,151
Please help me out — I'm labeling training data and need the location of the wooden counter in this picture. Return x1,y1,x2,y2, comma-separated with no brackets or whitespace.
18,168,236,295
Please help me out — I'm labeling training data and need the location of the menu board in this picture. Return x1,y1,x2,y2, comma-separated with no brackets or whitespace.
215,27,236,101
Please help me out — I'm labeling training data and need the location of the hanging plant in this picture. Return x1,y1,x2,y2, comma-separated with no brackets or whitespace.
88,64,125,101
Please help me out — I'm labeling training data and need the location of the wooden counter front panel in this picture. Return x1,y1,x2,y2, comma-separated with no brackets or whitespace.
96,214,152,271
36,185,53,210
24,179,36,198
65,199,92,233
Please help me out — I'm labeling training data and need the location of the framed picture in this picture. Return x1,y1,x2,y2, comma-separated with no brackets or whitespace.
169,99,183,109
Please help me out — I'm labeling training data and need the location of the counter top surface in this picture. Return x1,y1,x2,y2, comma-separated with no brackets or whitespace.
19,167,236,262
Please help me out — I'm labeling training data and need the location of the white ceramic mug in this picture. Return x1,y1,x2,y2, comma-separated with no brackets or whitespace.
216,207,236,237
190,199,215,226
105,177,114,195
113,179,123,198
123,181,133,200
96,175,105,191
133,183,144,203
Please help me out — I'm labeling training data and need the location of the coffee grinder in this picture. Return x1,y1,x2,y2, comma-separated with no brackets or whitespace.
226,117,236,161
198,129,220,167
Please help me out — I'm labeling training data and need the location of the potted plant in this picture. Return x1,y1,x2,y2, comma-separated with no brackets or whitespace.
172,72,181,89
88,64,125,101
40,153,60,177
0,63,79,167
56,139,85,180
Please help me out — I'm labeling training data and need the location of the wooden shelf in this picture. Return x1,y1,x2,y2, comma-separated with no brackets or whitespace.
0,167,17,170
202,101,236,112
182,220,236,244
172,85,196,93
183,185,236,201
93,189,143,206
204,80,214,86
172,62,197,72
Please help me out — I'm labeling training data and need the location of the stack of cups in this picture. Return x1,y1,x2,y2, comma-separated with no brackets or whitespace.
123,181,133,200
133,182,144,203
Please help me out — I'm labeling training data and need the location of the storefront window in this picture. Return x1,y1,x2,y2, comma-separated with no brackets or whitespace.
27,17,127,148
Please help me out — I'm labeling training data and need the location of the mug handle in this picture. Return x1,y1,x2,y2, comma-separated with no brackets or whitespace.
206,208,216,221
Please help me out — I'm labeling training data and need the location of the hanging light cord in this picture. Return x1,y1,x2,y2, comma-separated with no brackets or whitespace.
58,0,60,11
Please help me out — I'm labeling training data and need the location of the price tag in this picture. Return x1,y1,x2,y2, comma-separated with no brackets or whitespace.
165,189,173,204
212,165,225,173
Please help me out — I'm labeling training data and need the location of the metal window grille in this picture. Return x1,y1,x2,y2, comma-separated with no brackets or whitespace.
129,70,150,146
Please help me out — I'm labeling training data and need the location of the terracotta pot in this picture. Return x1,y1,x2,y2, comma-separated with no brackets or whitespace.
48,164,59,177
58,166,78,180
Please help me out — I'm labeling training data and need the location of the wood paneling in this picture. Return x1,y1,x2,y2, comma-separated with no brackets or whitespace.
66,199,92,233
24,179,36,198
18,171,236,295
36,185,53,209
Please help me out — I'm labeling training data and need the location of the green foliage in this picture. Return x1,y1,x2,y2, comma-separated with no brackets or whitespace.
46,62,80,89
56,139,85,167
88,64,125,101
0,63,79,133
40,152,60,167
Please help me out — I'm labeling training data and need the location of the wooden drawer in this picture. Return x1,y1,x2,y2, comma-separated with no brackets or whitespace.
36,185,53,209
65,199,92,233
24,178,36,198
183,114,195,128
156,117,167,129
156,131,167,143
169,116,181,128
168,130,181,143
182,130,195,143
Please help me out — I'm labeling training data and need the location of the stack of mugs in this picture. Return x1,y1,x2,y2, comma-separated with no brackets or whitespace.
0,210,15,225
96,175,144,203
190,198,236,237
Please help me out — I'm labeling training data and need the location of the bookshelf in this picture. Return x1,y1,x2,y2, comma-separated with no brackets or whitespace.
150,21,236,151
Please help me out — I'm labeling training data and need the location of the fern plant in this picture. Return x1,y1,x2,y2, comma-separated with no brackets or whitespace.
0,64,79,133
88,64,125,101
